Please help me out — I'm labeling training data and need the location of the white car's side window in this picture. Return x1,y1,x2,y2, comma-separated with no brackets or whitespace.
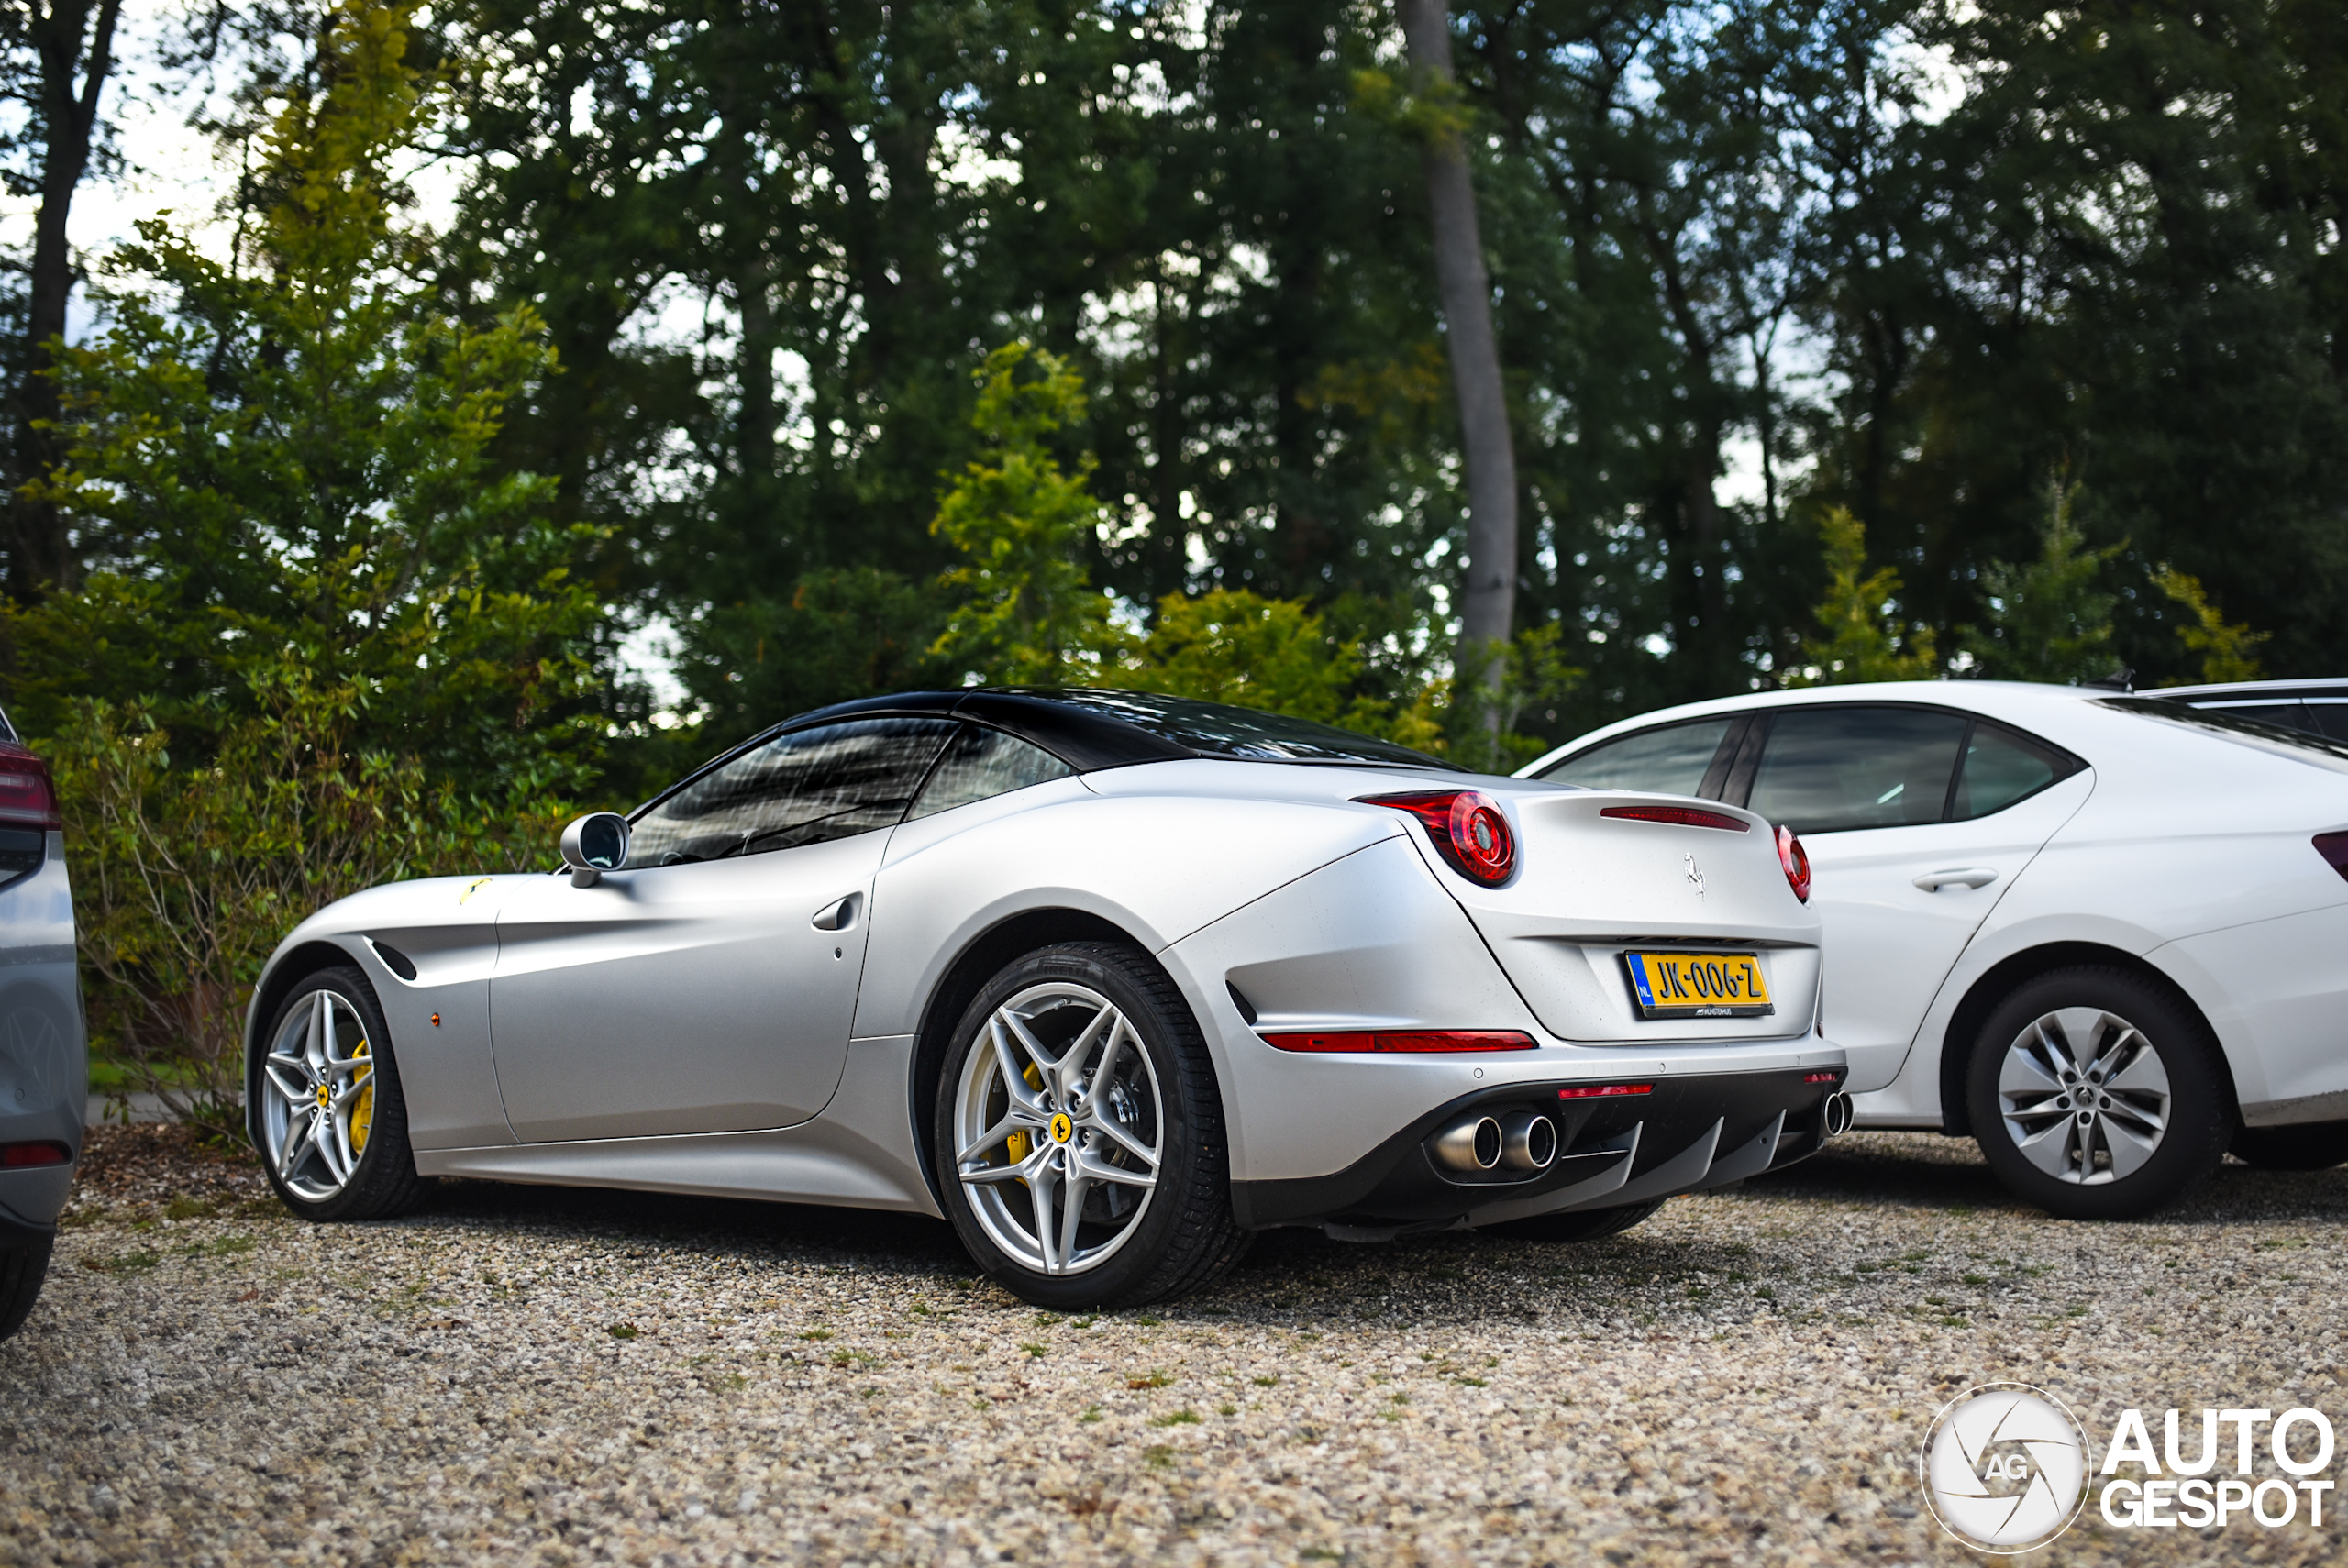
626,717,958,866
1950,722,2072,820
907,724,1073,821
1745,707,1970,834
1535,717,1734,794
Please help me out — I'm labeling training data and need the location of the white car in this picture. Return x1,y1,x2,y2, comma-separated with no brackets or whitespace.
1522,681,2348,1218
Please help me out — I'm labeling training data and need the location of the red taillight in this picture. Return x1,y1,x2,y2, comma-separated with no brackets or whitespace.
0,747,58,831
2315,833,2348,882
1261,1029,1536,1054
1557,1082,1652,1099
0,1141,70,1168
1599,804,1750,833
1357,790,1517,885
1776,823,1811,903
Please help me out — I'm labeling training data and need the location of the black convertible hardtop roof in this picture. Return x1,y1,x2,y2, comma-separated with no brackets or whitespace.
767,687,1459,773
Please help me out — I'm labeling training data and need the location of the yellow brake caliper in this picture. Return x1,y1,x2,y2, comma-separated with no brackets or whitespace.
1003,1061,1044,1169
349,1037,375,1154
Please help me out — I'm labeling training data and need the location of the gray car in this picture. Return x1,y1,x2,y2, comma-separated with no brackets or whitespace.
0,707,85,1342
245,690,1848,1308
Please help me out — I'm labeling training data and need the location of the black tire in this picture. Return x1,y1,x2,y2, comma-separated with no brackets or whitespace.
1966,966,2229,1220
1482,1199,1667,1243
934,942,1249,1309
2232,1120,2348,1171
0,1236,51,1342
250,966,427,1222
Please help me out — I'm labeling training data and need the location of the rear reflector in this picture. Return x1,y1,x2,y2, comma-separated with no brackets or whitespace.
2316,833,2348,882
0,1141,70,1168
1261,1029,1536,1054
1557,1082,1653,1099
1803,1070,1842,1084
1600,804,1748,832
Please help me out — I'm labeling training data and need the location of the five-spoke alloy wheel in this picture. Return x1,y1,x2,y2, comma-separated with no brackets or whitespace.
252,966,426,1221
936,943,1246,1308
1967,966,2226,1220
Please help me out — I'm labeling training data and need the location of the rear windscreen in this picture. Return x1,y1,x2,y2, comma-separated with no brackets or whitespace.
1018,689,1460,769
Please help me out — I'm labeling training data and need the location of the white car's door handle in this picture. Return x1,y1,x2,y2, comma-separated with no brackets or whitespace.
1914,867,1999,891
811,893,862,932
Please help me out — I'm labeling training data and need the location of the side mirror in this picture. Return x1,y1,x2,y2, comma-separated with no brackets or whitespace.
559,812,631,887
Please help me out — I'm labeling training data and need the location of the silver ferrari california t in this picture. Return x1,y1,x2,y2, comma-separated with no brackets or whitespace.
244,690,1848,1307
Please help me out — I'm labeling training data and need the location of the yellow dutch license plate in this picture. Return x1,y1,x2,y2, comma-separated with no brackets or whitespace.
1622,952,1774,1020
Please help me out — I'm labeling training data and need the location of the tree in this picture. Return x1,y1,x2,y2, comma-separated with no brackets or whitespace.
7,0,600,797
2154,568,2267,684
1962,482,2123,684
1786,506,1937,685
929,343,1126,685
1397,0,1517,714
1,0,125,601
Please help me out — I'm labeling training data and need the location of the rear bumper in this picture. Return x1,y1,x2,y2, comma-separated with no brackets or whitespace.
1230,1064,1844,1232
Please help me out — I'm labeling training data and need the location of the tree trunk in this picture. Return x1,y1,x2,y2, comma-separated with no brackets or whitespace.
1399,0,1516,710
9,0,123,604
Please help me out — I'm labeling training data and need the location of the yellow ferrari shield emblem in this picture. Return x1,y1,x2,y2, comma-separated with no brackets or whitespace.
316,1084,331,1110
1048,1112,1074,1144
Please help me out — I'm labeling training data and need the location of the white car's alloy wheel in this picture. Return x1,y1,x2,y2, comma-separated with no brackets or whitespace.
260,988,378,1202
1994,1006,2171,1186
952,980,1163,1276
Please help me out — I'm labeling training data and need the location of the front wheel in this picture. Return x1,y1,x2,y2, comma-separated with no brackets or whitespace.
1966,967,2229,1220
935,943,1248,1309
250,966,426,1222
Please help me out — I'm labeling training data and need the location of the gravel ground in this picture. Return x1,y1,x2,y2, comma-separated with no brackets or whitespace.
3,1127,2344,1566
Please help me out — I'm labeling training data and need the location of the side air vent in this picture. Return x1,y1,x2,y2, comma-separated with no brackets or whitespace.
369,939,419,982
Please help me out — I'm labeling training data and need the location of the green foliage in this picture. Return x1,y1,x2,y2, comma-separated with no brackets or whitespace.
6,0,595,1132
1785,508,1938,686
8,0,599,796
1962,484,2125,684
55,679,559,1140
930,344,1128,684
1443,624,1584,775
1111,589,1367,724
2154,569,2268,684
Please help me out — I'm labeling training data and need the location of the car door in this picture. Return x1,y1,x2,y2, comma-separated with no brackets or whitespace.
489,715,958,1143
1729,706,2090,1091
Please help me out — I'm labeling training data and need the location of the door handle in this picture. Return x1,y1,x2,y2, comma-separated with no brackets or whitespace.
1913,867,1999,892
810,893,862,932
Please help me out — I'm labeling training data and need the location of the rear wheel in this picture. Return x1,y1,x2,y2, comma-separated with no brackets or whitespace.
0,1236,51,1342
251,966,426,1222
2232,1120,2348,1171
1482,1199,1666,1244
1966,966,2228,1220
935,942,1248,1309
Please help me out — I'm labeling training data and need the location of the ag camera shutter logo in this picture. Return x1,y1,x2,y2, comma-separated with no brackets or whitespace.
1919,1384,2089,1552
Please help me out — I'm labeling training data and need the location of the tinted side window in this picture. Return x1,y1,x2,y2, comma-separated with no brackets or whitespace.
627,717,957,866
2311,703,2348,743
1536,718,1734,795
1951,722,2074,820
1745,707,1969,834
907,724,1074,820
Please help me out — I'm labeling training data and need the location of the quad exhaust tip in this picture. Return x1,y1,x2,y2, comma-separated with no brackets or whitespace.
1824,1091,1855,1138
1432,1111,1559,1174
